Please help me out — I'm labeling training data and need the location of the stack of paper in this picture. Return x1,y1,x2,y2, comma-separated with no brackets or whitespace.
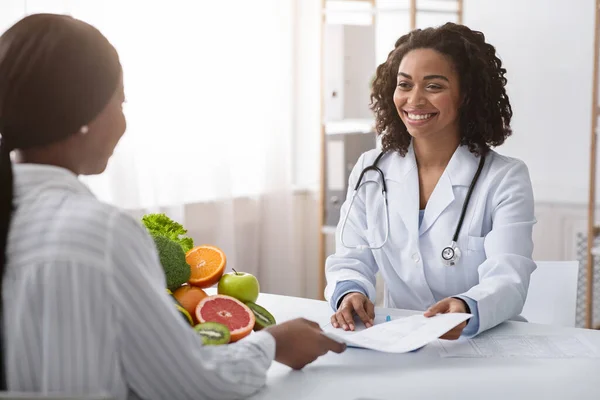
322,313,472,353
436,333,600,358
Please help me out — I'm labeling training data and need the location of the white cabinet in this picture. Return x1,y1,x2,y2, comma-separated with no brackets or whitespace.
323,24,376,122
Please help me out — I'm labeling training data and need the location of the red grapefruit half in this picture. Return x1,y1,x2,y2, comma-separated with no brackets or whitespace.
195,295,255,342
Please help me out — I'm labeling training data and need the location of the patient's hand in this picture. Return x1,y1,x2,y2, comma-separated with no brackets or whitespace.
266,318,346,369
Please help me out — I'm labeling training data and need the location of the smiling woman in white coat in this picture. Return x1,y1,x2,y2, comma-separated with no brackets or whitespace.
325,23,536,340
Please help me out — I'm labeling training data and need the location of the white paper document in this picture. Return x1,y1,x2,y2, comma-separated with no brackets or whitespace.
436,333,600,358
322,313,472,353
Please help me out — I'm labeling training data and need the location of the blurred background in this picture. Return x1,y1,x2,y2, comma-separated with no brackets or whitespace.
1,0,599,327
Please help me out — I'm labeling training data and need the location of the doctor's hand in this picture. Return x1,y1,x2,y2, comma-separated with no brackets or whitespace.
331,292,375,331
424,297,469,340
265,318,346,370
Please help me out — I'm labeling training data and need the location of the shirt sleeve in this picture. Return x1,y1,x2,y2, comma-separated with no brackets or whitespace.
453,295,480,338
330,281,368,311
108,211,276,400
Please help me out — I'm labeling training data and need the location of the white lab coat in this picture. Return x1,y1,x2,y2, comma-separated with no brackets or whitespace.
324,142,537,335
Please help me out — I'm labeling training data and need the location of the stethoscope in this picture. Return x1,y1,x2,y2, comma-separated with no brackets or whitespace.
340,150,485,266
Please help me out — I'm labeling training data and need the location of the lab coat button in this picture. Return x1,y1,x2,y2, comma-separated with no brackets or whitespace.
412,253,420,263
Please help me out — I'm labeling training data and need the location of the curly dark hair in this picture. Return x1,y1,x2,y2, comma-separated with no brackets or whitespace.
370,22,512,156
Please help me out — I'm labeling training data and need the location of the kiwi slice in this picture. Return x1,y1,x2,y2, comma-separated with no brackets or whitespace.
194,322,231,345
245,302,276,331
166,289,194,326
175,304,193,326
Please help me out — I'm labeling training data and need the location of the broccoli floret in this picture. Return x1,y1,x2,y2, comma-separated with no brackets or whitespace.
151,234,191,291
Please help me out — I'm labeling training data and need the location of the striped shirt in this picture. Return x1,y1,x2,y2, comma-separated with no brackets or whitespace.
2,164,276,399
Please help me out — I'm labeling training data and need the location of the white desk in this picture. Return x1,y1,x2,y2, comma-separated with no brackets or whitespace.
240,292,600,400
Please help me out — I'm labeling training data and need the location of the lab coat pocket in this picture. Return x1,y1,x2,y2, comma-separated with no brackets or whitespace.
467,235,486,254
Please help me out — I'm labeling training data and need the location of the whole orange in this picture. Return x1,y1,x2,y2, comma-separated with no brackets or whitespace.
173,285,208,323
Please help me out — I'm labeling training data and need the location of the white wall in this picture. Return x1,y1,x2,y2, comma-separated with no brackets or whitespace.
0,0,26,32
464,0,597,205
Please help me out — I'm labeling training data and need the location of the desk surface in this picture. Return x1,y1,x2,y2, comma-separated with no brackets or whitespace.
231,292,600,400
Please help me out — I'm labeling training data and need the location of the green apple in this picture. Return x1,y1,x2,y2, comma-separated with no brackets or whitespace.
217,269,260,303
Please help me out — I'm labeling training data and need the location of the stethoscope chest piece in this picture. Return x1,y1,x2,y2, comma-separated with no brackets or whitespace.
441,241,461,266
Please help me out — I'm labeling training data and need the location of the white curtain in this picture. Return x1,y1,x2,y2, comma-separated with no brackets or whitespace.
1,0,322,297
73,0,295,208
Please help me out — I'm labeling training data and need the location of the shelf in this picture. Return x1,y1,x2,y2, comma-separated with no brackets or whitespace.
325,118,375,135
322,225,338,235
323,0,460,17
323,7,459,15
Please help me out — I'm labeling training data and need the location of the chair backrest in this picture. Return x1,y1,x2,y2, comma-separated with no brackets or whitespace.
520,260,579,327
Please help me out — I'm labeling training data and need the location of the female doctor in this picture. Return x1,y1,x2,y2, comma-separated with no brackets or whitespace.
325,23,536,340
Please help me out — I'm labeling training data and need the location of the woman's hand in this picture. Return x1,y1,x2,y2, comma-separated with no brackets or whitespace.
266,318,346,370
331,292,375,331
424,297,469,340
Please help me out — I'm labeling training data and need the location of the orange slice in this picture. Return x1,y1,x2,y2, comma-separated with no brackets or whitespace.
186,245,226,289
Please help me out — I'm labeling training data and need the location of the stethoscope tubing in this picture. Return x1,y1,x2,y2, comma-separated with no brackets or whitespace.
339,150,485,265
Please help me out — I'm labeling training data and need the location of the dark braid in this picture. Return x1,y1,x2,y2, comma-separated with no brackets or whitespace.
0,137,12,390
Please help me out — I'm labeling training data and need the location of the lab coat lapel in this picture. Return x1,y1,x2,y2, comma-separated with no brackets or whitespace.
386,145,419,241
399,167,420,240
418,172,454,236
418,145,479,236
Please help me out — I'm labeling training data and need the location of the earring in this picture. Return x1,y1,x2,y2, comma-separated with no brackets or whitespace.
79,125,89,135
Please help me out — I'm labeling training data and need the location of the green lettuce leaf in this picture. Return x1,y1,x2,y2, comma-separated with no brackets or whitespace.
141,213,194,253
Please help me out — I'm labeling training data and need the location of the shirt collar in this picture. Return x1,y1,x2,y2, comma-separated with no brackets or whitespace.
12,163,95,200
